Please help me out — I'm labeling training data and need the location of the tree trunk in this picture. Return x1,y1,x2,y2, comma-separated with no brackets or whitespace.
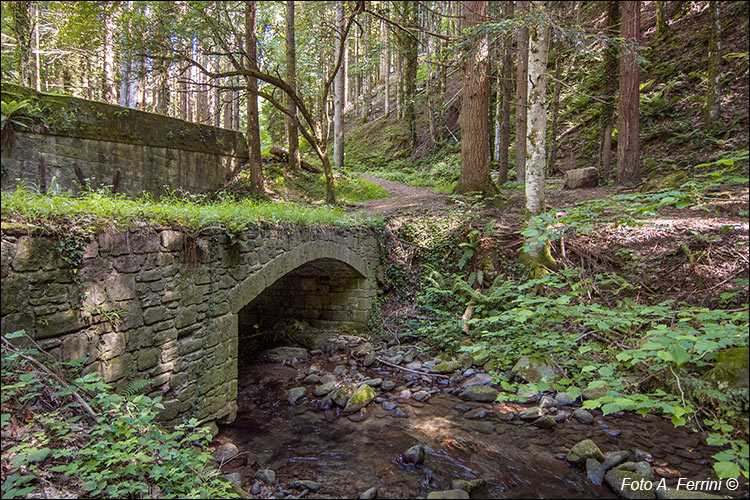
496,1,513,185
404,1,418,153
655,1,669,38
704,1,721,123
522,2,555,273
547,42,562,177
245,1,264,195
333,1,346,168
32,1,40,91
616,1,641,185
456,1,496,196
598,1,619,182
285,1,301,171
384,12,391,118
103,9,117,104
515,1,530,184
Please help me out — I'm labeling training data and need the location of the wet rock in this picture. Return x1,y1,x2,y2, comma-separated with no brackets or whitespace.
381,380,396,391
449,372,464,386
463,368,476,377
460,373,493,388
250,481,262,495
313,381,337,396
539,395,558,408
319,373,337,384
458,385,498,402
382,401,397,411
427,489,470,499
533,415,556,429
518,407,544,421
363,351,377,367
582,386,609,400
289,480,322,492
362,378,383,387
554,392,576,406
405,360,423,370
511,355,557,383
573,409,595,424
458,352,474,370
393,408,407,418
344,384,376,413
432,360,460,374
413,390,431,402
287,387,308,405
454,405,471,412
302,374,321,385
586,458,605,485
616,461,654,481
211,443,239,464
330,384,357,407
258,346,309,363
359,486,378,499
308,365,321,374
388,354,403,365
256,469,276,484
633,449,654,463
333,365,348,376
464,408,488,420
553,411,570,423
602,451,630,471
604,428,622,437
401,444,425,465
451,478,486,492
567,439,604,464
605,469,655,499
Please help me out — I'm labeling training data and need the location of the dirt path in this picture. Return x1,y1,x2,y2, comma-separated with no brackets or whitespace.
353,174,452,216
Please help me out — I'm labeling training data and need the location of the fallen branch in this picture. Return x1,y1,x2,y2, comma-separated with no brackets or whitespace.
374,357,450,379
268,146,323,173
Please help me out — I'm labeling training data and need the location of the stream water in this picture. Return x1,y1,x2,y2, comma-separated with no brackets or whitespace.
214,338,746,499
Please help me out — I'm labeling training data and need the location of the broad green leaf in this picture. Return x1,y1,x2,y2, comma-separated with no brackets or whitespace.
714,461,740,479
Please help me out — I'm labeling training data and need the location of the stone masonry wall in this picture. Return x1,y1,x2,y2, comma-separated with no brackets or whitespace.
1,227,380,426
1,83,248,198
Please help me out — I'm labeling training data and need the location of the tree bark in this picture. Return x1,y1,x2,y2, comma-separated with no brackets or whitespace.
32,1,40,91
245,1,264,195
102,7,117,104
496,0,514,185
547,42,562,176
655,1,669,38
403,1,418,153
704,1,721,123
333,0,346,168
522,1,555,273
616,1,641,185
456,1,496,196
285,1,301,171
515,1,530,184
598,1,619,182
384,5,391,118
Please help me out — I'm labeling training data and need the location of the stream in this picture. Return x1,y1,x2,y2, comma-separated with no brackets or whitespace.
213,333,746,499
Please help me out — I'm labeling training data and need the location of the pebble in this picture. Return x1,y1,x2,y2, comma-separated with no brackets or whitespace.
538,395,558,408
633,448,654,463
393,408,407,418
308,365,321,374
460,373,492,388
573,409,595,424
359,486,378,499
533,415,556,429
287,387,308,405
362,378,383,387
518,407,544,421
302,374,321,385
454,405,471,412
250,481,262,495
602,451,630,471
604,428,622,437
363,351,376,367
256,469,276,484
320,374,337,384
382,401,397,411
289,480,322,491
427,490,469,499
405,360,423,370
333,365,348,376
389,354,404,364
211,442,239,464
553,411,570,423
397,389,412,399
464,408,488,420
381,380,396,391
401,444,425,465
413,390,431,402
313,381,336,396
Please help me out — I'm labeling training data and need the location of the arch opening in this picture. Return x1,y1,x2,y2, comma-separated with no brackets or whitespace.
237,258,369,360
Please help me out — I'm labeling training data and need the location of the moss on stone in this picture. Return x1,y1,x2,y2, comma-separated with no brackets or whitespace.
641,171,689,192
1,83,248,157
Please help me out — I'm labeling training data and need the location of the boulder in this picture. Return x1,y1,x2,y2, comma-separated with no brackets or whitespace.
359,486,379,499
401,444,425,465
604,469,655,499
427,490,470,499
511,356,557,383
257,346,308,363
573,409,595,424
567,439,604,464
518,407,544,421
586,458,605,485
458,385,498,402
460,373,493,388
331,384,357,407
564,167,599,189
287,387,308,405
533,415,556,429
255,469,276,484
431,360,460,374
344,384,377,413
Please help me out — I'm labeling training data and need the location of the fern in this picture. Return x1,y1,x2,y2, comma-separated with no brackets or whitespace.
120,378,152,398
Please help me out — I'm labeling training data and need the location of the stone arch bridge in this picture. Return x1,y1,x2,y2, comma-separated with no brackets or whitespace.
1,227,381,425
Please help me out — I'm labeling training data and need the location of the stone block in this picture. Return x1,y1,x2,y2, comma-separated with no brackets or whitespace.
105,275,136,301
101,353,131,382
1,276,27,314
36,310,87,339
564,167,599,189
113,254,147,273
100,332,127,360
160,230,184,252
11,237,59,272
137,348,161,371
61,332,93,362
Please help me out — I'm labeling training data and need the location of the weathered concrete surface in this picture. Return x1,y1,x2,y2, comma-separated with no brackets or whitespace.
0,83,247,198
1,226,380,426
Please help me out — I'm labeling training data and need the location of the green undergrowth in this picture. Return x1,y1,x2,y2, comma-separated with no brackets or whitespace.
1,330,237,499
1,183,379,238
248,160,389,204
